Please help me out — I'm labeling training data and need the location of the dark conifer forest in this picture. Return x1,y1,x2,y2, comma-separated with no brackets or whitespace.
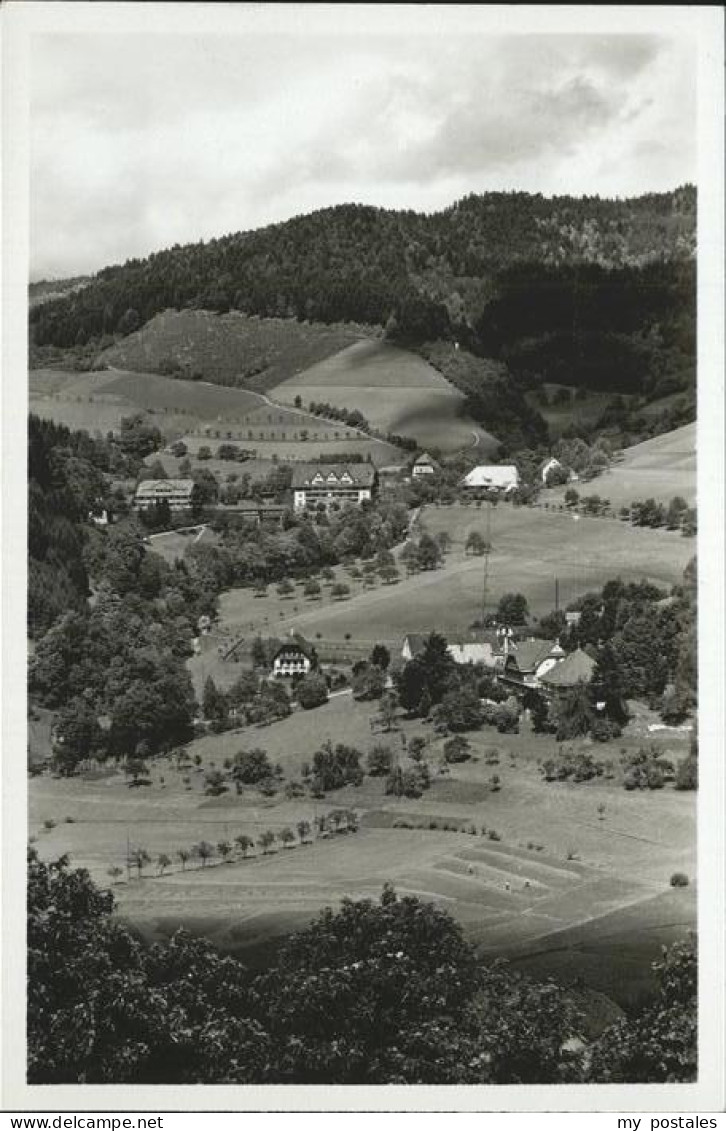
30,188,695,404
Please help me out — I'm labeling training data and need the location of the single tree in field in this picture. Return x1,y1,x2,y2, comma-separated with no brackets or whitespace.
380,564,400,585
235,834,255,858
465,530,488,556
259,830,276,855
296,820,311,844
315,815,328,838
129,847,151,878
328,810,345,833
304,578,322,600
157,853,172,875
125,756,150,786
408,735,427,762
194,840,214,867
367,744,394,776
416,533,442,570
280,827,295,849
107,865,123,884
217,840,233,863
177,848,190,871
377,691,398,732
436,531,451,556
330,581,351,601
400,543,421,575
277,579,295,599
443,735,472,764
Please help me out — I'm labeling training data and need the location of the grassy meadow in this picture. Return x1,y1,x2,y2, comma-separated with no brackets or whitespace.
209,502,693,647
545,423,696,510
30,692,695,1004
272,339,499,455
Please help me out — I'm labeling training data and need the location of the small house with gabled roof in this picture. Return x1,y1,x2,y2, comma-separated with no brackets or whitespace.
500,638,565,690
538,647,597,696
271,631,315,678
411,452,440,477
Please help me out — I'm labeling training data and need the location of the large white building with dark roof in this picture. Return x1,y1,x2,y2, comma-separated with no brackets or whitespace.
291,464,376,511
133,478,196,512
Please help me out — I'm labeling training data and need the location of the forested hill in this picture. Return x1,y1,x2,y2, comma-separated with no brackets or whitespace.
31,186,695,353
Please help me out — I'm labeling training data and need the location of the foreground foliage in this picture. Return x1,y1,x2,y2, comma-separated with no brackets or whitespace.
28,852,696,1085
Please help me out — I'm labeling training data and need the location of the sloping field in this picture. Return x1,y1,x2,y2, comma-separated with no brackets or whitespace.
30,365,401,463
29,366,262,436
216,501,693,643
272,339,499,454
98,309,372,391
30,689,695,1002
547,423,696,509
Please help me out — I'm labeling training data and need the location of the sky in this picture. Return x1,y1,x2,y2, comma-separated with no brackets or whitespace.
30,30,697,280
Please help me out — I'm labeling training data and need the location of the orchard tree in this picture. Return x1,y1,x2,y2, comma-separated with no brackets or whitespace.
377,691,398,732
235,834,255,857
194,841,214,867
367,744,394,777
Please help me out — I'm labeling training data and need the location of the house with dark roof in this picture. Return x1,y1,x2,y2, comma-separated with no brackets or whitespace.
401,633,428,662
133,478,197,512
411,452,440,477
271,631,315,678
500,639,565,690
291,464,376,511
538,647,597,696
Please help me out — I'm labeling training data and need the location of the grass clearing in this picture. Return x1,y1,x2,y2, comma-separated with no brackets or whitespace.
98,309,374,392
30,364,403,464
545,423,696,510
272,339,499,454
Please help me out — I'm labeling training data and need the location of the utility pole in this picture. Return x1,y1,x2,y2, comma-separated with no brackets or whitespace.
481,500,493,630
555,576,560,613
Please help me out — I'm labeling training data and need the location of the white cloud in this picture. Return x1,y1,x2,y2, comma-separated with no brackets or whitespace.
30,31,696,278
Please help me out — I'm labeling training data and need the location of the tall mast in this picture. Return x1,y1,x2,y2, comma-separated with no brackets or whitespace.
481,500,493,629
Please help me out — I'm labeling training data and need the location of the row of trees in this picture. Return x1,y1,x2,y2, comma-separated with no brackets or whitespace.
113,812,360,882
28,851,698,1084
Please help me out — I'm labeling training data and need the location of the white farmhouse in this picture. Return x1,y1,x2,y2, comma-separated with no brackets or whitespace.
271,632,314,678
460,465,519,494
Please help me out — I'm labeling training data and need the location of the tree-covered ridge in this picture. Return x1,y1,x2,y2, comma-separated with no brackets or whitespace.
28,416,105,636
30,187,695,351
